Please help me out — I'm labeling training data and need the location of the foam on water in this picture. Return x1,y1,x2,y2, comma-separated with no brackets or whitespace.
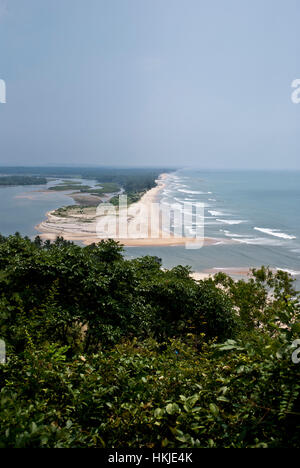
128,169,300,288
234,237,284,246
217,219,247,225
208,210,229,217
254,227,296,240
178,189,208,195
277,268,300,276
220,230,250,238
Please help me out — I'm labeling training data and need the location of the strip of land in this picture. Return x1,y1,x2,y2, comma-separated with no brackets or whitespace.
36,173,225,247
190,268,253,281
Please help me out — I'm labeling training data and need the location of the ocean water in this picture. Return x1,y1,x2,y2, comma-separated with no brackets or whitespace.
125,169,300,284
0,170,299,285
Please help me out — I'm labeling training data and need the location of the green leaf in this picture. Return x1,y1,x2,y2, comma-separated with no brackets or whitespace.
31,422,38,433
209,403,220,417
66,420,73,429
166,403,180,415
154,408,164,419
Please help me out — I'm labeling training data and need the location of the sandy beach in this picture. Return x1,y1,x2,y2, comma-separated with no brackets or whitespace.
190,268,255,282
35,173,225,247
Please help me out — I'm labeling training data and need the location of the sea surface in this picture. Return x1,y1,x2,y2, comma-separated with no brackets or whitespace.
125,169,300,285
0,170,299,285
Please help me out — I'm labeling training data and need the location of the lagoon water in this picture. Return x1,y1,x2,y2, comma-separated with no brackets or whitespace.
0,171,299,284
0,178,96,238
0,183,73,238
125,169,300,283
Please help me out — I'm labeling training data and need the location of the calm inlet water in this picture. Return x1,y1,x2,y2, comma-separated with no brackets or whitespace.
0,178,96,238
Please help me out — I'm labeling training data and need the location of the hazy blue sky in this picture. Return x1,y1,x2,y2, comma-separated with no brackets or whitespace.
0,0,300,168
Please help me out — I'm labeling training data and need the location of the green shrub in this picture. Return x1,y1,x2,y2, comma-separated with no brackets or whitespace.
0,235,299,448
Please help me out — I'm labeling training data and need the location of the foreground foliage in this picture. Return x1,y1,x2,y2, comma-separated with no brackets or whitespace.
0,235,299,448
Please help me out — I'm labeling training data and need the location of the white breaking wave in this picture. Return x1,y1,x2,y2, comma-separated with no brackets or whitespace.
277,268,300,276
234,237,283,246
178,189,208,195
220,230,250,238
208,210,228,217
217,219,247,225
254,227,296,240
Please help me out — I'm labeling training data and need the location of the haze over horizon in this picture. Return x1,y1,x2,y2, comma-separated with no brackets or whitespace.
0,0,300,169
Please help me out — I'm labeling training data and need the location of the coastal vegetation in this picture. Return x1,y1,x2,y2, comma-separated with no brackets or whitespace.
48,184,92,192
45,169,165,212
93,182,120,194
0,234,299,448
61,180,83,185
0,176,47,186
110,191,144,206
45,168,166,221
53,205,96,218
0,167,171,190
0,167,170,206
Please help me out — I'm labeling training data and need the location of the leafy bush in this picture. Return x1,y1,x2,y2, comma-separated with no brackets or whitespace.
0,235,299,448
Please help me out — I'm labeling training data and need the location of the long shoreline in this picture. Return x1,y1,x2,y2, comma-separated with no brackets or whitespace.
35,173,225,247
190,268,253,281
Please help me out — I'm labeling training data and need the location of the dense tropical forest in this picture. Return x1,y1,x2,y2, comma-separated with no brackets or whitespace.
0,167,172,192
0,176,47,186
0,234,299,448
0,167,172,206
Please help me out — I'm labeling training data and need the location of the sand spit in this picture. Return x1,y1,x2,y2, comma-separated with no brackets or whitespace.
36,173,228,247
